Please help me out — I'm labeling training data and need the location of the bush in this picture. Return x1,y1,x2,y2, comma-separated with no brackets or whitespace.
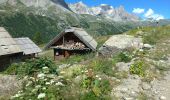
80,91,98,100
118,51,133,63
90,58,116,76
7,57,57,76
81,69,112,98
129,61,146,77
11,67,67,100
3,63,18,75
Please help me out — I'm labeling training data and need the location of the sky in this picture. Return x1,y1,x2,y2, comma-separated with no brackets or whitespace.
65,0,170,20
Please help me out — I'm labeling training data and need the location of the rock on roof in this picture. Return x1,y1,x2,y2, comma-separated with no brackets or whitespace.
0,27,22,56
14,38,42,55
45,27,98,51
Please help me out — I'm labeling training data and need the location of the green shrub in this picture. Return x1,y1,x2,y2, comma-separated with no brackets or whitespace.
129,61,146,77
3,63,18,75
90,58,116,76
61,53,95,64
11,67,66,100
80,91,98,100
7,57,57,76
81,68,112,98
99,79,111,94
118,51,133,63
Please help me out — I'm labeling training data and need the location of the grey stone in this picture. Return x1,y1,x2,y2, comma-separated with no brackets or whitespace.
143,44,153,49
142,82,151,90
159,96,166,100
0,75,22,96
99,35,142,57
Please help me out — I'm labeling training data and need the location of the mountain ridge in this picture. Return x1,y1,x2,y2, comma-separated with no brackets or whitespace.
69,1,139,22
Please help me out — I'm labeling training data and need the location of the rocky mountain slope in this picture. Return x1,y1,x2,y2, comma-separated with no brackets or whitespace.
0,0,140,44
69,1,139,22
0,0,71,11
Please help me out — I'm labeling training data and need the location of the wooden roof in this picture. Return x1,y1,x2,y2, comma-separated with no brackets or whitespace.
14,38,42,55
45,27,98,51
0,27,22,56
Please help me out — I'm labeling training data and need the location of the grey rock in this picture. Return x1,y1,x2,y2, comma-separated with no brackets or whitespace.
122,97,134,100
0,75,22,96
143,44,153,49
116,62,130,72
99,35,142,57
159,96,166,100
142,82,151,90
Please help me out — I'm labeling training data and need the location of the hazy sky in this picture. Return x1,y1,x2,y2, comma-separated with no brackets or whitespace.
65,0,170,19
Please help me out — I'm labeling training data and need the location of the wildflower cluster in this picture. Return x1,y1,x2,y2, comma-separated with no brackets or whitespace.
11,66,66,100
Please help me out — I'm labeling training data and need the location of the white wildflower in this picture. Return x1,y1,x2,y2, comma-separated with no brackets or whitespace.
42,67,49,73
58,76,64,78
18,90,23,94
139,49,144,52
95,75,99,78
23,76,28,80
32,89,38,93
45,82,51,85
26,81,32,87
37,73,45,79
42,87,46,90
85,70,88,73
44,78,47,81
35,85,41,89
42,66,48,70
47,74,55,78
66,79,70,81
55,82,64,86
37,93,46,99
29,77,35,81
99,78,102,80
60,71,66,74
11,93,22,98
50,80,55,84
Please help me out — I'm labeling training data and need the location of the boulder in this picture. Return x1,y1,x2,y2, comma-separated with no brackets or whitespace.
99,35,142,57
0,75,22,96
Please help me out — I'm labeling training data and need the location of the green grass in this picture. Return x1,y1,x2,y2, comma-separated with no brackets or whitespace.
127,25,170,45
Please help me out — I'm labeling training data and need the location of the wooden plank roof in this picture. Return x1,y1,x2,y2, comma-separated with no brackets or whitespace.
14,38,42,55
0,27,22,56
45,27,98,51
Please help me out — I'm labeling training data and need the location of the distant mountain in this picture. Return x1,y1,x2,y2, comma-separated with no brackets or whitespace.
69,1,139,22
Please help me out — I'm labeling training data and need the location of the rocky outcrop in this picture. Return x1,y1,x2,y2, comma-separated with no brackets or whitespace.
0,75,22,97
99,35,143,57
